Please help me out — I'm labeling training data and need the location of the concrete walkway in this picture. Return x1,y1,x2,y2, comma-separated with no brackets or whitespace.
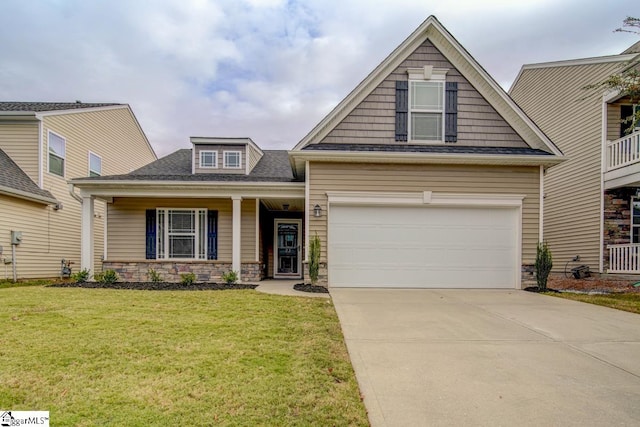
331,289,640,426
253,279,329,298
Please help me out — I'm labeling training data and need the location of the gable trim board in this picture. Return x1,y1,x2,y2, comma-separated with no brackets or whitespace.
292,15,562,158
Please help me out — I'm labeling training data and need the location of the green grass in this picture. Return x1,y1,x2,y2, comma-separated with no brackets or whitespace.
0,279,54,289
0,287,368,426
549,292,640,315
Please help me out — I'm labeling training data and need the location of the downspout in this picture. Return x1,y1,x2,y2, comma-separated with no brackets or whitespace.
68,183,83,204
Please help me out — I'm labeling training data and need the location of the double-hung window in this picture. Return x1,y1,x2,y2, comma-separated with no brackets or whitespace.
223,151,241,169
157,209,207,260
48,131,66,177
410,81,444,141
89,152,102,177
200,150,217,168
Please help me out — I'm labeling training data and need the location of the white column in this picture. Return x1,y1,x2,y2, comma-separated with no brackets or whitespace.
232,196,242,280
81,195,95,277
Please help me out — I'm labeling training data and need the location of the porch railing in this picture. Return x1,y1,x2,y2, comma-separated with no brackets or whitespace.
608,243,640,273
606,130,640,171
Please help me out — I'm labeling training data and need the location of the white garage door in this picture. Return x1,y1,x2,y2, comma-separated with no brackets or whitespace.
328,205,518,288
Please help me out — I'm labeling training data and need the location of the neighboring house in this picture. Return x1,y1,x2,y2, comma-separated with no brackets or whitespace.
510,42,640,276
71,16,563,288
0,102,157,279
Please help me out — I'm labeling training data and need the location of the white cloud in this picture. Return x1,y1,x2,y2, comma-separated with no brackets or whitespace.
0,0,637,157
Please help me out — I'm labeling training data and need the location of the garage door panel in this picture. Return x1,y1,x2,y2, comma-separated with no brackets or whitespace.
328,205,518,288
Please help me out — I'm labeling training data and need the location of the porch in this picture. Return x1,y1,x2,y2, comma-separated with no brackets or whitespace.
604,187,640,274
604,129,640,189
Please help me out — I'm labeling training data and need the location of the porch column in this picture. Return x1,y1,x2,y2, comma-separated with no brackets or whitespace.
232,196,242,280
80,195,95,277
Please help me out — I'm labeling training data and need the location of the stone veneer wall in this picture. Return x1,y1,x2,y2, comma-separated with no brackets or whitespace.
104,261,263,283
603,188,635,270
303,262,328,288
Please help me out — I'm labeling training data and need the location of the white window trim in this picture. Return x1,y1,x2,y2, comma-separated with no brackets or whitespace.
88,151,102,177
199,150,218,169
632,197,640,243
223,150,242,169
156,208,208,260
47,130,66,178
407,66,448,144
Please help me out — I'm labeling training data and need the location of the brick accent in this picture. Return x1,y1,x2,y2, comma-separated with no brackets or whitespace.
303,261,328,288
103,261,263,283
521,263,535,287
603,188,635,270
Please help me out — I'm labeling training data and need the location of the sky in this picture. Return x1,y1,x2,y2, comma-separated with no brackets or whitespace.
0,0,638,157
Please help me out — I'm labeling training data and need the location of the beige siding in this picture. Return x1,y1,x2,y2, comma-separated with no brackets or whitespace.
248,144,262,172
510,61,624,272
0,121,40,184
319,40,527,148
607,98,634,141
107,197,257,262
194,144,246,174
308,162,540,264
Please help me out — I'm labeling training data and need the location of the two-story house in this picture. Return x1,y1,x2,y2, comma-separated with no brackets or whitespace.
510,42,640,276
0,102,157,279
71,16,564,288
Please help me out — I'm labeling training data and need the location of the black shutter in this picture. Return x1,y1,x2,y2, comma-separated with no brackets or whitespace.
621,105,634,137
207,210,218,260
445,82,458,143
395,80,408,141
145,209,156,260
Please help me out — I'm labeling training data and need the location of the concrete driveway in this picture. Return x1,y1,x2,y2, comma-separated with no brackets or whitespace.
331,289,640,426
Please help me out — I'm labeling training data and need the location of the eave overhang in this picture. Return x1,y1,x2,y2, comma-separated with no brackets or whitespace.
289,150,566,178
0,185,58,206
70,179,305,201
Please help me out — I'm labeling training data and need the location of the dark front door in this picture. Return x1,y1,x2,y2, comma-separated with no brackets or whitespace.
275,219,301,278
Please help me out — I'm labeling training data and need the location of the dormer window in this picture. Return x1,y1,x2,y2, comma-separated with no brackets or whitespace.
224,151,241,169
200,150,217,168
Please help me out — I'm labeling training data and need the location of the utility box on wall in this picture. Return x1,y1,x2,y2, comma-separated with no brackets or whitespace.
11,231,22,245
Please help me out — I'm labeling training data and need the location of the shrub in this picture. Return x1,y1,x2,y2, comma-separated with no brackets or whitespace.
221,270,238,285
180,272,196,286
95,269,119,285
309,233,321,285
71,269,90,284
147,268,163,283
535,241,553,291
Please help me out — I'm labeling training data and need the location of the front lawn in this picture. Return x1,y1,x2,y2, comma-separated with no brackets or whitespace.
0,286,368,426
549,292,640,315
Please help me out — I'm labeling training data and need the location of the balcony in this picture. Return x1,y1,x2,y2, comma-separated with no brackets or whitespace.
608,243,640,273
604,130,640,189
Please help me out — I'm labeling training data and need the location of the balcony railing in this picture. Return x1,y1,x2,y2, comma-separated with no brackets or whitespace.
608,243,640,273
606,130,640,172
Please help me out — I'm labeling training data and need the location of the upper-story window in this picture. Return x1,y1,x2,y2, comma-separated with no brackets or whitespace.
200,150,217,168
224,151,241,169
410,81,444,141
89,152,102,177
48,131,66,177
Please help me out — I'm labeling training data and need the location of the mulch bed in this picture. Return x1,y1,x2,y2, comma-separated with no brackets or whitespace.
525,276,640,294
294,283,330,294
49,282,258,291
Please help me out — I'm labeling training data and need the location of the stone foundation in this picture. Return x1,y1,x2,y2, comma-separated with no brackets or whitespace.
521,263,535,287
603,188,635,270
103,261,263,283
303,261,328,288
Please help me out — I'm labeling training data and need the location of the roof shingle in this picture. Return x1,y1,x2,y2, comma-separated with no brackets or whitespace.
302,143,553,156
0,149,57,202
0,102,122,112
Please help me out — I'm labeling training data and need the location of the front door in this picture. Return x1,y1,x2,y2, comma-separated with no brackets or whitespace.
274,219,302,278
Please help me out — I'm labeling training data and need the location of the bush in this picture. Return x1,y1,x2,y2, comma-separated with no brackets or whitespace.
95,269,119,285
180,272,196,285
535,241,553,291
71,269,90,284
309,234,321,285
147,268,163,283
221,271,238,285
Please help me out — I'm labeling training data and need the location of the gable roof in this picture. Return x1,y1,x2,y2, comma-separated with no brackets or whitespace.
291,15,562,158
0,148,57,205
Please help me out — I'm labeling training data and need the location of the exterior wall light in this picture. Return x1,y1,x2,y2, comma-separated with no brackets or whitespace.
313,204,322,217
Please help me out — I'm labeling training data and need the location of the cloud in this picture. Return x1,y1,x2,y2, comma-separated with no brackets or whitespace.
0,0,637,156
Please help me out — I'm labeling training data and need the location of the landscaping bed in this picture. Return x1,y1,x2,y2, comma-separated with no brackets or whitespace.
50,281,258,291
294,283,330,294
547,276,640,294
